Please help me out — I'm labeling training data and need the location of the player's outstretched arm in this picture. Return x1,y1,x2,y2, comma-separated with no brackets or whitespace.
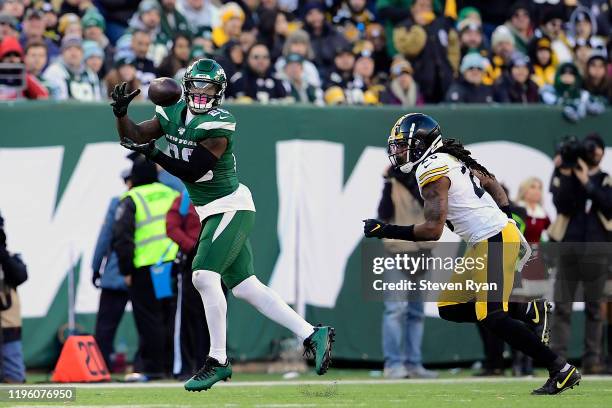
110,82,163,143
472,170,512,217
363,177,449,242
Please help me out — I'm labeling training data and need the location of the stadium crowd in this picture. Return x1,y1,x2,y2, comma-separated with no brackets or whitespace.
0,0,610,110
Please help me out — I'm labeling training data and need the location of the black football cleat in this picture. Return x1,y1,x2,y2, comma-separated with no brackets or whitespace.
532,365,581,395
527,299,552,346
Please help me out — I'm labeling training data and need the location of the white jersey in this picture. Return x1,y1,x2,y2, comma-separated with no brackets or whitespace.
415,153,508,242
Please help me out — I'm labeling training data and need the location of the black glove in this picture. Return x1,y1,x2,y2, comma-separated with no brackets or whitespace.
92,270,101,288
110,82,140,118
363,219,389,238
120,138,157,158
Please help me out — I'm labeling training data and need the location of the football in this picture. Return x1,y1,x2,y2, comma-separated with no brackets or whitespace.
148,77,182,106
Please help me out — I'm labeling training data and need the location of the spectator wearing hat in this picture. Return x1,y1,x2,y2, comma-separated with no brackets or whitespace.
82,9,114,78
0,13,20,40
42,35,102,100
128,29,156,97
528,35,557,88
83,40,105,82
0,0,25,20
0,36,49,100
379,58,423,107
177,0,220,35
126,0,169,66
24,40,48,80
303,1,350,75
279,52,323,104
573,38,594,76
495,53,539,104
216,39,243,83
159,0,191,40
392,0,459,103
37,2,60,44
274,29,321,88
104,55,143,100
324,85,347,105
19,8,60,62
446,52,495,104
351,44,380,104
583,52,611,104
228,42,288,103
535,9,573,64
157,33,191,78
212,2,245,48
458,20,487,59
95,0,140,44
332,0,376,44
483,25,516,86
58,13,83,39
322,43,355,92
257,9,293,62
365,23,391,76
504,1,533,54
567,6,606,50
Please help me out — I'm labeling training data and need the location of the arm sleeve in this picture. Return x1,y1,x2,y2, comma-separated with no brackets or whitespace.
112,197,136,276
151,143,219,183
166,196,198,253
377,181,394,222
92,198,118,272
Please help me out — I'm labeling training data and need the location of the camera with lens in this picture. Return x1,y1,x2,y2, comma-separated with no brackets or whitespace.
557,135,600,168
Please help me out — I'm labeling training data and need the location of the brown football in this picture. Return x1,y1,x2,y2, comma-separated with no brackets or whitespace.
148,77,182,106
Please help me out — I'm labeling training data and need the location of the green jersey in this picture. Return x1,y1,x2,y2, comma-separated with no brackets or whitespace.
155,100,239,206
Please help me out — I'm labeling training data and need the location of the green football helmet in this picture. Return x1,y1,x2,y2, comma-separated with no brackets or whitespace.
183,58,227,114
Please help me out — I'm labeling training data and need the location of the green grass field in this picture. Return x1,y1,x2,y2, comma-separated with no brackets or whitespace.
1,371,611,407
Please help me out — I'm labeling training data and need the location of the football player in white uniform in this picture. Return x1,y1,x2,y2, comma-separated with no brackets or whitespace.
363,113,581,395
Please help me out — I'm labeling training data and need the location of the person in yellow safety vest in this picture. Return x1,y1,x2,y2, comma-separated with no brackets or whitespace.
112,156,179,382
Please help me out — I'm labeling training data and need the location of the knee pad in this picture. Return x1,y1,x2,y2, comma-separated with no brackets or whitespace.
192,270,221,293
231,275,263,301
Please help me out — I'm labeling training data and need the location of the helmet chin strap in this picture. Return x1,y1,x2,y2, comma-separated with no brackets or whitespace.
399,135,443,173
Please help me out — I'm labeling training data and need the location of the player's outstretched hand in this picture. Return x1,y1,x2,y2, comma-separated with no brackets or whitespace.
110,82,141,118
363,219,388,238
120,138,157,158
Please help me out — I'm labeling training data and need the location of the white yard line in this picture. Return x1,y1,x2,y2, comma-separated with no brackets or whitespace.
2,376,611,389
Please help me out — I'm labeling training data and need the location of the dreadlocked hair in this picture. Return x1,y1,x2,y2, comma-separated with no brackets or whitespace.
436,139,494,178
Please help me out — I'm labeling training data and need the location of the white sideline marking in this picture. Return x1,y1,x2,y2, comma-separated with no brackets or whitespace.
2,375,611,389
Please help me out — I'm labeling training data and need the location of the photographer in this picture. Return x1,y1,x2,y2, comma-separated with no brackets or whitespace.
549,133,612,374
0,212,28,383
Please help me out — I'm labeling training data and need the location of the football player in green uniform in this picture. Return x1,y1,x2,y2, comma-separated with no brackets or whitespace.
110,59,335,391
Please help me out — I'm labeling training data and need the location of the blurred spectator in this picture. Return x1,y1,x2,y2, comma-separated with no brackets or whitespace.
0,36,49,100
92,171,130,371
279,52,323,104
458,20,486,59
234,0,261,32
534,9,572,64
82,9,114,78
446,52,495,103
129,29,156,96
23,40,47,79
504,1,533,54
274,29,321,88
192,26,215,54
96,0,141,44
173,44,209,80
483,25,516,85
42,35,102,101
324,85,347,105
303,1,350,74
60,0,94,17
38,2,60,43
322,43,355,92
19,9,59,62
393,0,458,103
177,0,220,35
258,9,291,61
567,6,607,52
83,40,105,81
516,177,550,244
127,0,169,66
528,35,557,88
228,42,288,102
573,38,594,75
157,33,191,78
0,13,20,39
549,133,611,374
212,2,245,48
376,0,412,56
159,0,191,39
332,0,376,44
495,53,539,103
216,40,243,82
352,45,381,104
58,13,83,39
581,0,611,37
104,56,143,100
365,23,391,75
0,0,25,20
379,59,423,106
583,52,612,104
540,61,605,122
0,211,28,384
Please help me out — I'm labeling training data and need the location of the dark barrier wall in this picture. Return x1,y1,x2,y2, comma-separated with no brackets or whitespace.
1,102,610,367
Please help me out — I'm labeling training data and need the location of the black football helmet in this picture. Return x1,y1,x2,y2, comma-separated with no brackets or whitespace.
387,113,443,173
